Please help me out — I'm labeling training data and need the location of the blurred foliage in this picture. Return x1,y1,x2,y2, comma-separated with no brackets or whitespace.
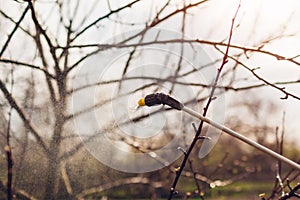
1,127,299,199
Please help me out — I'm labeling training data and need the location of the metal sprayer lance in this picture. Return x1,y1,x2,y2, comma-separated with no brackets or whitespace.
138,93,300,171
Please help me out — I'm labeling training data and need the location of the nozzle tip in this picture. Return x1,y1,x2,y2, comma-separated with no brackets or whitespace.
138,98,146,106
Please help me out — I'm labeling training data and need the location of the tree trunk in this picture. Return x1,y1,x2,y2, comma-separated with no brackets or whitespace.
44,73,67,199
44,153,59,200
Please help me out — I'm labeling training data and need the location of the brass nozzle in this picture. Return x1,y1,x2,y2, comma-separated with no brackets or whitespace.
138,98,146,106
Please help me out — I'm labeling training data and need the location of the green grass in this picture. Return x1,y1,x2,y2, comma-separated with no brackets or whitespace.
0,180,274,200
207,181,273,199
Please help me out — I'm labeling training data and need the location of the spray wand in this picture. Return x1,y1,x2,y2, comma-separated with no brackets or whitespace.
138,93,300,171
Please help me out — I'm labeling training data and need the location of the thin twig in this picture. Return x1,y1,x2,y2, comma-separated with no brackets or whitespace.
70,73,300,97
0,5,30,57
5,68,15,200
0,58,55,79
0,9,33,38
58,38,300,70
279,182,300,200
76,177,163,200
215,47,300,101
71,0,142,42
277,113,286,197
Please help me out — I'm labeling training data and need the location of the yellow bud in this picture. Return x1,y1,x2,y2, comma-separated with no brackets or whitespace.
175,167,180,172
259,193,265,197
186,192,191,197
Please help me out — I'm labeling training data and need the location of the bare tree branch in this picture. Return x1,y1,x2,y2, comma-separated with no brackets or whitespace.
26,0,61,75
0,5,30,57
71,0,142,42
279,181,300,200
76,177,163,200
0,58,55,79
168,2,241,199
0,80,49,154
59,39,300,68
0,9,33,38
221,49,300,100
